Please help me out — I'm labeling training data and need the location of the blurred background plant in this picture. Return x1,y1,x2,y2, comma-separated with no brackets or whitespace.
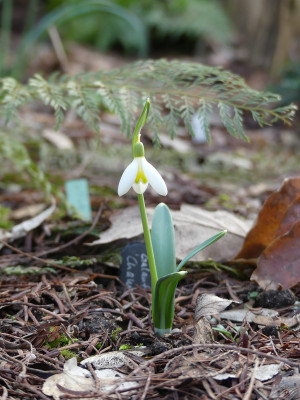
0,0,148,78
271,62,300,105
46,0,232,55
0,0,233,79
1,1,298,97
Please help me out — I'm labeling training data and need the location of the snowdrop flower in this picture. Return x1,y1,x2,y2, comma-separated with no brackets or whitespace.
118,142,167,196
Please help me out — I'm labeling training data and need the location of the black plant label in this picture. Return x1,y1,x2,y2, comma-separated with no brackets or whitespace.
120,243,151,289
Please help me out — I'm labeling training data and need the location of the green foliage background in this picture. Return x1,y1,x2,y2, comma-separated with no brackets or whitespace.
45,0,231,52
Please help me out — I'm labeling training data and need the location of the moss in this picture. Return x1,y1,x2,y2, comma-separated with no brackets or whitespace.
61,350,77,360
46,333,72,349
111,327,122,342
119,344,132,350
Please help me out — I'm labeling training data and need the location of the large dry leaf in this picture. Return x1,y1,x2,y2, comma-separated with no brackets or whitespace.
251,219,300,290
236,177,300,259
89,204,253,262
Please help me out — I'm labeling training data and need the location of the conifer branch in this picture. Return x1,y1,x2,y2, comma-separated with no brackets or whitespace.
0,59,296,142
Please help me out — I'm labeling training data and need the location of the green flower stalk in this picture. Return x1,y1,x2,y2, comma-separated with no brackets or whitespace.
118,99,226,336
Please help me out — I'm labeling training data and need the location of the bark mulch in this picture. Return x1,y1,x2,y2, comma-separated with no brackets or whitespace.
0,216,299,400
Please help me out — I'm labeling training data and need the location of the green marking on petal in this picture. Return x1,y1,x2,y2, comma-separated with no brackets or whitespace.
135,168,148,184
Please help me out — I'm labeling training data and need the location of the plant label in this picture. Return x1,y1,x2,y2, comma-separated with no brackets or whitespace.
65,179,92,221
119,243,151,289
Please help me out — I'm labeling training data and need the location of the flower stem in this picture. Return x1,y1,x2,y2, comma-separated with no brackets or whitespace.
137,193,157,299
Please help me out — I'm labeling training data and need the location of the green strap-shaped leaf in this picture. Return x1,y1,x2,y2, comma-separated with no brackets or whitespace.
151,203,176,279
153,271,187,335
176,230,227,272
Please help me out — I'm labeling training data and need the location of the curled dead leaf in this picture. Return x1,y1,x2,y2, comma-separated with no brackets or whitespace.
193,317,214,344
251,219,300,290
195,294,239,321
236,177,300,259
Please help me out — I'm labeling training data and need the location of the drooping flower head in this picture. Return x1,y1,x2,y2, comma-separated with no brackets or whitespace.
118,141,167,196
118,99,167,197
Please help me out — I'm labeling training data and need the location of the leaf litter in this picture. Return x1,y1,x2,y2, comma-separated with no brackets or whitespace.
0,214,299,399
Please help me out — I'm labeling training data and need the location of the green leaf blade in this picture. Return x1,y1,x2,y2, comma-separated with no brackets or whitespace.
176,230,227,271
151,203,176,279
153,271,187,335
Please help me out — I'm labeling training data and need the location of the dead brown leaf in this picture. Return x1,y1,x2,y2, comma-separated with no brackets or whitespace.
275,197,300,237
236,177,300,259
251,219,300,290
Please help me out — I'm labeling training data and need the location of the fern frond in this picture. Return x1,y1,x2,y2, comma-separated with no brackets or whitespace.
0,59,297,143
94,81,128,133
196,100,213,143
179,96,195,136
122,88,139,138
67,78,100,132
233,107,248,142
29,74,67,130
162,93,180,140
218,102,237,139
147,94,164,146
0,77,31,123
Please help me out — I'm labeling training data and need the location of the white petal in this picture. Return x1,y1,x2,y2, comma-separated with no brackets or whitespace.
142,158,168,196
118,159,138,196
133,181,148,194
